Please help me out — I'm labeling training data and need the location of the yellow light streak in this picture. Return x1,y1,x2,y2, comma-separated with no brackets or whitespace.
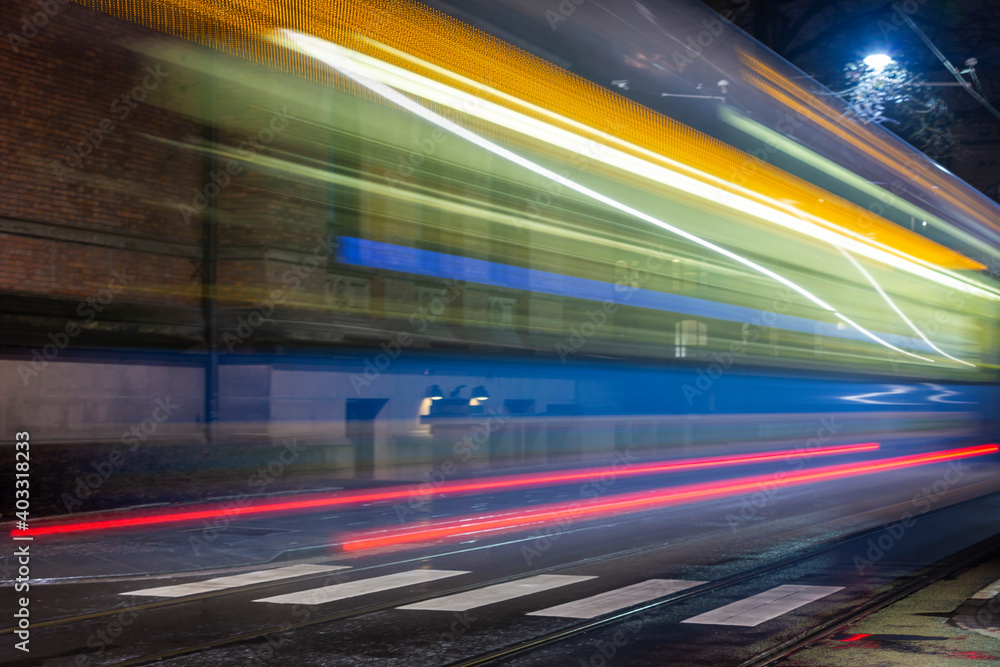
719,104,1000,264
72,0,984,274
738,50,1000,236
283,29,937,365
271,31,996,301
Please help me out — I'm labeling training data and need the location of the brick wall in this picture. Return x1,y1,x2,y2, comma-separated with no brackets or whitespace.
0,0,346,348
1,0,204,312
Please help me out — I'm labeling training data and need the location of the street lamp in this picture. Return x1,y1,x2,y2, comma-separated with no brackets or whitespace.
863,54,893,71
839,55,959,158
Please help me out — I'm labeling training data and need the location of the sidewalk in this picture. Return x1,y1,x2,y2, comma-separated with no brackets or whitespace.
778,557,1000,666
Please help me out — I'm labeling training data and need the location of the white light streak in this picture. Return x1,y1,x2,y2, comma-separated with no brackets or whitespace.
278,30,940,365
839,248,974,366
317,33,998,301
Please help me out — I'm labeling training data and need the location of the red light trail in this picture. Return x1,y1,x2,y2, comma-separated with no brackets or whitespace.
10,442,880,537
339,444,998,552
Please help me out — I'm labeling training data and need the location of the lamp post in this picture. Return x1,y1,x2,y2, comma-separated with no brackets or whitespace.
659,79,730,103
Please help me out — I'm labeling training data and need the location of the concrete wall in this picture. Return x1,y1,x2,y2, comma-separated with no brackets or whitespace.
0,358,203,443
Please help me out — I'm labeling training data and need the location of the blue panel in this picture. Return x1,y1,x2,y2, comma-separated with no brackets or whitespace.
337,236,931,353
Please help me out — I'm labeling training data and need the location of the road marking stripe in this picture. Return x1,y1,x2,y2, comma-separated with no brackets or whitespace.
253,569,469,605
527,579,706,619
398,574,596,612
123,564,348,598
681,585,843,627
970,578,1000,600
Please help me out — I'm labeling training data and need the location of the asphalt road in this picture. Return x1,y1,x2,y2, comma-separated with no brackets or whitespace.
5,448,1000,666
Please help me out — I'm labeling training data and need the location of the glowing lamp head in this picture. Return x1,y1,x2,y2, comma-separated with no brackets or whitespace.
426,385,444,400
863,54,893,71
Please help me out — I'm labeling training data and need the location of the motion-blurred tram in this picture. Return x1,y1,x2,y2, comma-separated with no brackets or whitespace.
21,0,1000,478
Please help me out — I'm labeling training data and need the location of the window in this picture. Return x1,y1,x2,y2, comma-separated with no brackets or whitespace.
675,319,706,357
326,275,370,311
488,296,516,329
671,258,706,292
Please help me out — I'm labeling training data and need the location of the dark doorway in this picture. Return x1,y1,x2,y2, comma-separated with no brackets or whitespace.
346,398,388,478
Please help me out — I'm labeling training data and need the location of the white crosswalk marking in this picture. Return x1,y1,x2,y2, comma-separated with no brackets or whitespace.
681,584,843,627
123,564,348,598
398,574,596,612
253,569,470,606
971,577,1000,600
527,579,706,619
